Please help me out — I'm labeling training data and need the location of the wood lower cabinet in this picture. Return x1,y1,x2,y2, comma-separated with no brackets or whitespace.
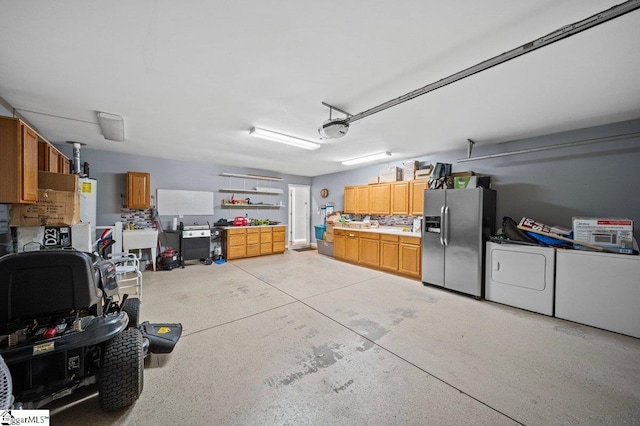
273,226,286,253
0,117,39,204
399,235,421,278
226,228,247,259
379,234,399,272
260,227,273,254
333,228,421,279
127,171,151,209
359,232,380,267
345,231,359,262
225,226,285,260
334,229,346,259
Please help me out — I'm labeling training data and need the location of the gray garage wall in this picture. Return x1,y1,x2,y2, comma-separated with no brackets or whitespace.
50,147,311,231
309,118,640,244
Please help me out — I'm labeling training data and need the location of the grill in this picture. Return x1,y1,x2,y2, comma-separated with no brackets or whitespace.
180,225,211,265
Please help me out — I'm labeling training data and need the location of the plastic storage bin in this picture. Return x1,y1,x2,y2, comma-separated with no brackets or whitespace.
314,225,326,240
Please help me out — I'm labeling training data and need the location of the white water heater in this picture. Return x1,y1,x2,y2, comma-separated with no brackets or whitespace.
79,177,97,237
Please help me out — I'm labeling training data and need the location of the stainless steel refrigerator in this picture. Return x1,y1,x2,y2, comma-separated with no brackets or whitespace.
422,187,496,298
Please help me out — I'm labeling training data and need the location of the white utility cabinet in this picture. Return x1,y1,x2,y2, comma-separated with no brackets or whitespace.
555,249,640,338
485,242,555,316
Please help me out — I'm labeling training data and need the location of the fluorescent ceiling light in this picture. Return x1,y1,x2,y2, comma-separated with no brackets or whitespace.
97,112,125,141
249,127,320,150
341,151,391,166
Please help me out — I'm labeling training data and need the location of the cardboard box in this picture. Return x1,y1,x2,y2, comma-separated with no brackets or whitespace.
324,232,334,243
326,222,335,233
16,223,91,252
368,176,379,184
572,217,634,254
346,221,371,229
415,168,433,179
379,167,402,182
452,172,491,189
11,189,80,226
38,171,79,192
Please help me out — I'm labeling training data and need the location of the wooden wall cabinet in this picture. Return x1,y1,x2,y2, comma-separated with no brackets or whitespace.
355,186,370,214
410,180,428,216
369,183,390,215
398,235,421,278
0,117,39,204
127,171,151,209
344,186,356,213
391,181,410,215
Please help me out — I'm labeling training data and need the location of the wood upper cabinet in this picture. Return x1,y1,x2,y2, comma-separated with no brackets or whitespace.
37,137,70,174
359,232,380,267
410,180,428,216
369,183,390,215
398,235,421,278
0,117,39,203
391,181,410,215
355,186,370,214
344,186,356,213
127,171,151,209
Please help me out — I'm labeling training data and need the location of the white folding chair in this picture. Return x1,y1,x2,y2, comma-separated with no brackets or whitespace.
108,252,143,301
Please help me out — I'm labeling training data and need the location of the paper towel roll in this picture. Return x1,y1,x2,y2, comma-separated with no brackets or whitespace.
172,217,178,230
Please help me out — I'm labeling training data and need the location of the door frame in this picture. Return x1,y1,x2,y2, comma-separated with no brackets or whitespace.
288,184,311,248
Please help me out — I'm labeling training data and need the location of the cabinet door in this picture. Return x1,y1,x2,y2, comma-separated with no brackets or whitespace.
391,181,409,215
399,240,421,278
379,235,399,271
355,186,370,214
369,184,390,215
21,124,39,203
410,180,428,216
58,155,70,174
127,171,151,209
334,232,346,259
344,186,356,213
260,228,273,254
273,227,286,252
359,234,380,267
345,232,359,262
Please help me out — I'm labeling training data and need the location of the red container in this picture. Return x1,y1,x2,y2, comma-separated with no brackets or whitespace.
234,216,247,226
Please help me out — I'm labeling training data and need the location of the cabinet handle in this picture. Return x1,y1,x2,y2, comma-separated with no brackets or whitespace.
495,261,500,271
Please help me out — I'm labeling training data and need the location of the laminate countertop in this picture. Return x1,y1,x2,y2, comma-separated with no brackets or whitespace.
332,225,421,238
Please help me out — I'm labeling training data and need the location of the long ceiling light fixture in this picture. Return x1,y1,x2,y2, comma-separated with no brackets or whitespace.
249,127,320,150
97,112,125,141
341,151,391,166
319,0,640,139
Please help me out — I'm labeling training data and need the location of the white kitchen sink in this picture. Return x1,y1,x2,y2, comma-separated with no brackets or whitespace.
122,229,158,250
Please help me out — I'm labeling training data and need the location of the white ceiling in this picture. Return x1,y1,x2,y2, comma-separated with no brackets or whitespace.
1,1,639,177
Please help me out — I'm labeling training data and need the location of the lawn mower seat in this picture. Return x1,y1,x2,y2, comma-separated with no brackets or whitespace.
0,250,103,325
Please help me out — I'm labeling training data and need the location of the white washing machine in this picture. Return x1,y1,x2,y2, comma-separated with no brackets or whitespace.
556,249,640,338
485,242,555,316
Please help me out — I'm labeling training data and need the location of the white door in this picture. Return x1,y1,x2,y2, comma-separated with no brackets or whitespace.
288,185,310,247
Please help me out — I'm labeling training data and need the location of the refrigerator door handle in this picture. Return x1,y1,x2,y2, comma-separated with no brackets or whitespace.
439,206,445,245
443,206,450,246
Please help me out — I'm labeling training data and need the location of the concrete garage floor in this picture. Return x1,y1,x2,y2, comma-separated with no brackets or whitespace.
51,250,640,425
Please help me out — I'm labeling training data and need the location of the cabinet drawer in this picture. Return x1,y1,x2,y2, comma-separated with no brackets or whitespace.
335,229,347,236
273,231,285,242
381,234,399,242
359,232,380,240
228,233,246,246
399,235,420,245
228,245,246,259
227,228,245,235
246,233,260,245
273,241,285,252
246,244,260,257
260,242,272,254
246,228,260,234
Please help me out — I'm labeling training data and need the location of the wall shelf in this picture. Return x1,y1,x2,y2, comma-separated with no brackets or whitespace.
220,172,282,182
219,188,283,195
221,203,282,209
